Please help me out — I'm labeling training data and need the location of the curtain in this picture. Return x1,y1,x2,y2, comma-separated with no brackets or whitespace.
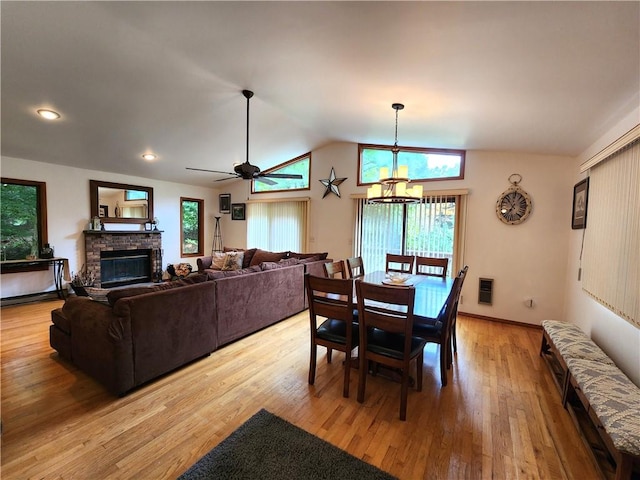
247,199,309,252
582,140,639,327
354,193,463,274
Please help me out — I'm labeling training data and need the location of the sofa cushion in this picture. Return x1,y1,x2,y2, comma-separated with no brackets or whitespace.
106,281,186,306
298,255,321,263
288,251,329,260
566,358,640,456
51,307,71,334
205,265,262,279
249,249,287,266
260,258,300,270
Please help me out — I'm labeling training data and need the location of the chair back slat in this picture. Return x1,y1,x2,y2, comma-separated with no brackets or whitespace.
416,256,449,278
323,260,348,279
385,254,415,274
346,256,365,279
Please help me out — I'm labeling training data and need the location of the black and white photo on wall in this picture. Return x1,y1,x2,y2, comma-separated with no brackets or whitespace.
571,178,589,229
231,203,246,221
219,194,231,214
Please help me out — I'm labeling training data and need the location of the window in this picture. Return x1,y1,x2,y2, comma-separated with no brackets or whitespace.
358,144,465,185
582,139,639,326
1,178,48,263
251,153,311,193
180,197,204,257
247,199,309,252
354,193,465,274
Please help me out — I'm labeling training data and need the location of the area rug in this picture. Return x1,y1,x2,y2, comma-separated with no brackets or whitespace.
177,409,396,480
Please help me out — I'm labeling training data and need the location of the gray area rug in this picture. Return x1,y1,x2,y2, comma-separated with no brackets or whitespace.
177,409,396,480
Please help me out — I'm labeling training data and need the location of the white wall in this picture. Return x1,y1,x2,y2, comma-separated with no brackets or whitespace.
563,107,640,386
223,142,575,326
1,156,219,298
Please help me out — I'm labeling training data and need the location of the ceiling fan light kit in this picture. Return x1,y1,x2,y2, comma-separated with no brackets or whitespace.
186,89,302,185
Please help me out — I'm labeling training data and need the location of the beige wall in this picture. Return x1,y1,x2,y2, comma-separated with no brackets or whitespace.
564,107,640,386
0,156,219,298
223,143,575,327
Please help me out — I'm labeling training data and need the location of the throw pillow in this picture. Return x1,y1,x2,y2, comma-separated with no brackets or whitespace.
211,252,228,270
221,251,244,271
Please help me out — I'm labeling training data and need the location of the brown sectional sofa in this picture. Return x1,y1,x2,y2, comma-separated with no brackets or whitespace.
49,249,329,396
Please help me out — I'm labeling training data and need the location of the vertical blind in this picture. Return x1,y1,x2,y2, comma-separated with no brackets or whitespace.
247,199,309,252
354,193,463,274
582,139,639,327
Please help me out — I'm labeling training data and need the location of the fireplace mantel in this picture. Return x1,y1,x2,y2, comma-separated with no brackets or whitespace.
83,230,164,235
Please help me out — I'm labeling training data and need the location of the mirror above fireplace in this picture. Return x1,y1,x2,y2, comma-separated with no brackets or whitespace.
90,180,154,224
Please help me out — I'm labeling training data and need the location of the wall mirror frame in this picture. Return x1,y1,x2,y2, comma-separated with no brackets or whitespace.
90,180,154,224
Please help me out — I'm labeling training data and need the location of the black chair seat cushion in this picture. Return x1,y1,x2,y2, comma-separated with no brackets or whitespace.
367,328,426,360
317,319,359,345
412,321,443,338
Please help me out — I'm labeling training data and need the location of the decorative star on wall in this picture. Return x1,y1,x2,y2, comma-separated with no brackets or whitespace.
319,167,347,198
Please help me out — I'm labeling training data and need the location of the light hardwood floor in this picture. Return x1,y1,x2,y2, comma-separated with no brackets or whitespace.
1,300,601,479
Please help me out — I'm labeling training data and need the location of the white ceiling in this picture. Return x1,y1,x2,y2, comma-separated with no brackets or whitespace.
2,1,638,188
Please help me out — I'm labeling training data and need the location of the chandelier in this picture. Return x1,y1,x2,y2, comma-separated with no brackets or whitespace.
367,103,423,204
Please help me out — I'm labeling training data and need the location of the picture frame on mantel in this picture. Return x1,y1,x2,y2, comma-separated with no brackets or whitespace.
219,194,231,214
231,203,246,221
571,178,589,229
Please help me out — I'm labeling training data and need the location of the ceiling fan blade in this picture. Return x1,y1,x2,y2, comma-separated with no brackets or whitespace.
213,176,240,182
255,176,277,186
185,167,238,177
260,173,303,179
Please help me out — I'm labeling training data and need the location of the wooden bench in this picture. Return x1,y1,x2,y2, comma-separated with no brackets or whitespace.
540,320,640,480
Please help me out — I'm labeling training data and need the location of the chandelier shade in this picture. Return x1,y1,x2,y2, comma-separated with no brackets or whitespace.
367,103,423,204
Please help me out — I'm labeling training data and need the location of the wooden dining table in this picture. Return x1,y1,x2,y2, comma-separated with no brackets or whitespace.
359,271,455,322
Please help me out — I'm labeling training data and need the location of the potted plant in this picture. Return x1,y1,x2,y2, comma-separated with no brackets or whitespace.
70,265,95,296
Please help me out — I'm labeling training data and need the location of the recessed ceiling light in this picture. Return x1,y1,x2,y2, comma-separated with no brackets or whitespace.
142,153,157,161
36,109,61,120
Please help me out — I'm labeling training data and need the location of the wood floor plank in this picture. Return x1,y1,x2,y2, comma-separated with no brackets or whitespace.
1,299,601,479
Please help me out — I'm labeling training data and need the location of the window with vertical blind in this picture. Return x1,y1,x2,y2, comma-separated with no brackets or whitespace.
582,139,639,327
247,199,309,252
353,192,467,275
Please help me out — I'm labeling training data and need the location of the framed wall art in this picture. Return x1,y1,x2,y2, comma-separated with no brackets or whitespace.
219,194,231,214
231,203,246,221
571,178,589,229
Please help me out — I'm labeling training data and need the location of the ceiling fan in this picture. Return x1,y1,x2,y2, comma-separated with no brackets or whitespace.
187,90,302,185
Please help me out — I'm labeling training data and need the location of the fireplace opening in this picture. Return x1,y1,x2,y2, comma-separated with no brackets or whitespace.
100,249,152,288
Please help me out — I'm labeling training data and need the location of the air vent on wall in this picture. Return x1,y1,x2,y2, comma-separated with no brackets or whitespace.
478,278,493,305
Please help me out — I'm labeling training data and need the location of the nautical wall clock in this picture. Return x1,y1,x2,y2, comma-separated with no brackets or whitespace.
496,174,532,225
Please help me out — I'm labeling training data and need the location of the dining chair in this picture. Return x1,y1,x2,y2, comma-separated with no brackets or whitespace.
305,273,359,398
411,275,462,387
385,254,415,274
355,280,427,421
415,256,449,278
450,265,469,355
346,256,365,280
323,260,348,279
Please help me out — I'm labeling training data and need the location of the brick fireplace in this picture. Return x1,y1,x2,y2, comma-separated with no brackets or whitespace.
84,231,162,287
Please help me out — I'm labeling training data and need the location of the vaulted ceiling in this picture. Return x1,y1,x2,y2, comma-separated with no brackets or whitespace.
2,2,638,187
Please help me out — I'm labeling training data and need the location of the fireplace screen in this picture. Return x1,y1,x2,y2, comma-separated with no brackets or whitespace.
100,249,152,287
